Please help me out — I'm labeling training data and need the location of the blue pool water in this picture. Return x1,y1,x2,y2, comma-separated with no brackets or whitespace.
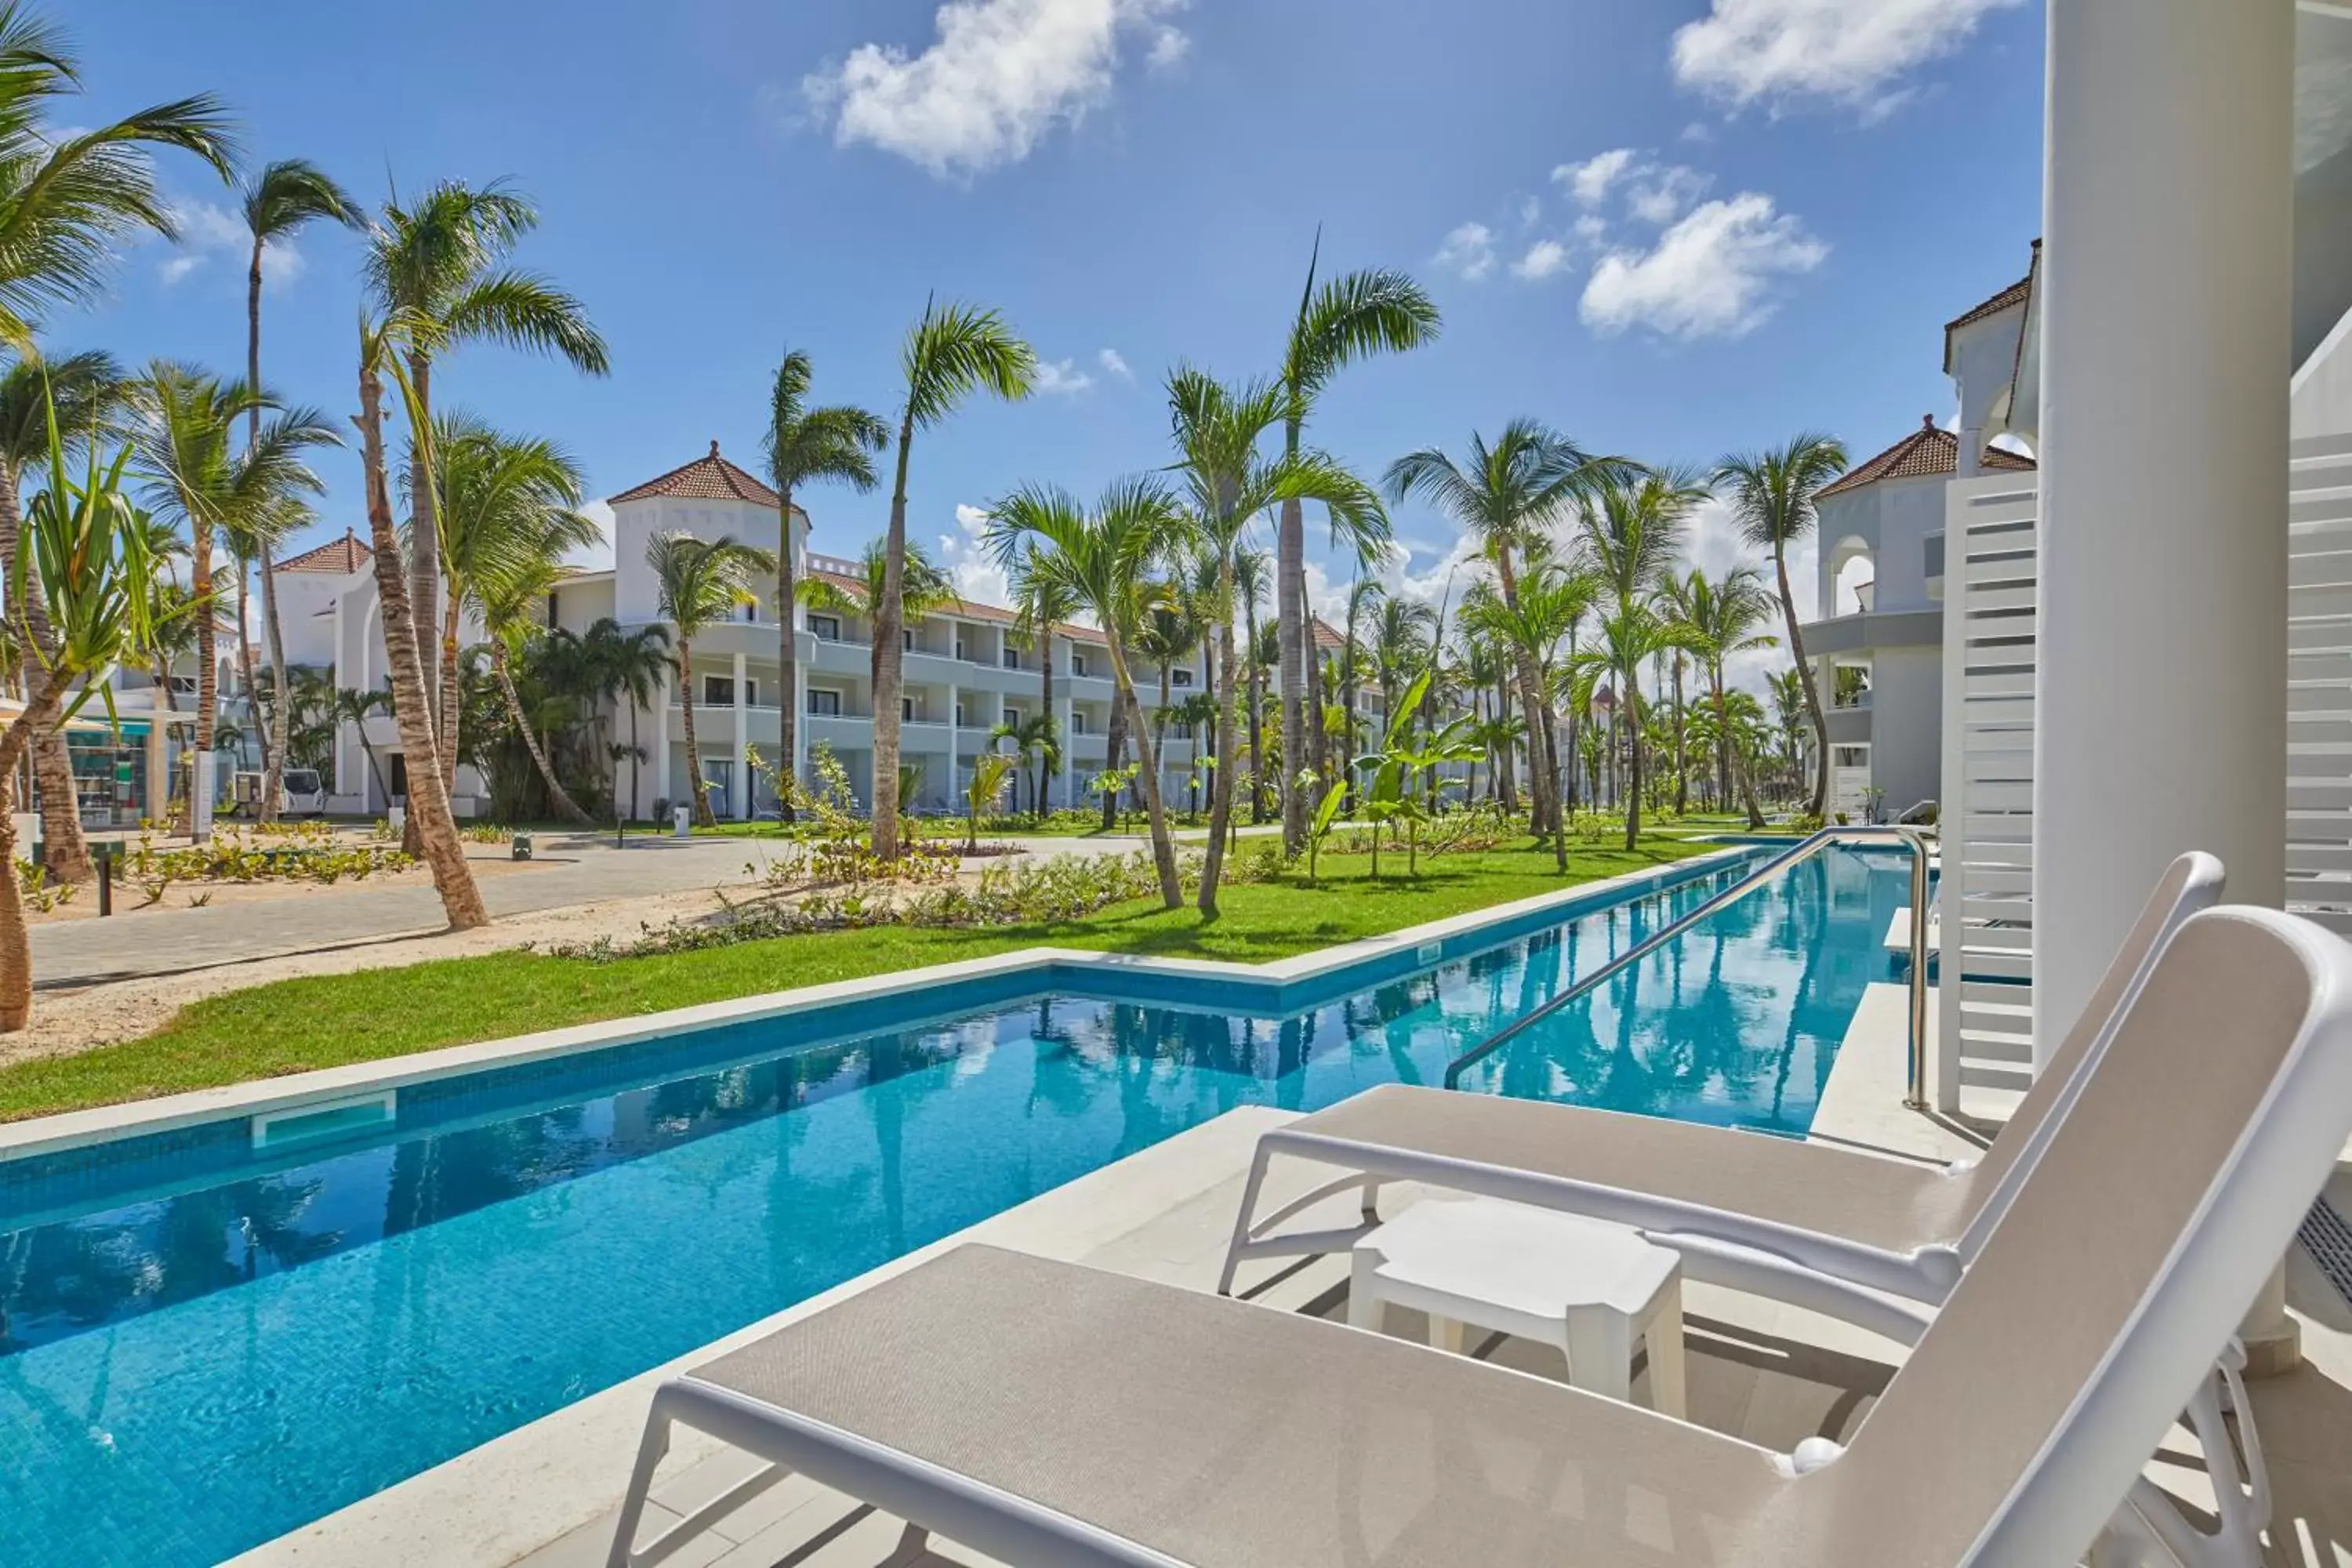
0,846,1910,1566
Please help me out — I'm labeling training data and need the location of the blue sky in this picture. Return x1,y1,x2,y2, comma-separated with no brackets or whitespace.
64,0,2042,638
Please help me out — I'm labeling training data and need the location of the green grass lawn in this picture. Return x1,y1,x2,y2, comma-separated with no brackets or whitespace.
0,837,1722,1123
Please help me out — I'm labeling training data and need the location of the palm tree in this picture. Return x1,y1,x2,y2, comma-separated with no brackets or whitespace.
125,362,339,844
1130,597,1197,806
1463,558,1602,867
1386,421,1622,840
430,416,601,823
362,180,610,789
1275,236,1440,855
1233,547,1272,822
871,298,1036,859
985,478,1190,907
582,617,670,819
2,412,184,1027
761,348,888,820
1008,550,1079,817
1166,367,1383,912
1713,434,1849,815
1670,566,1779,820
988,710,1058,820
332,686,395,808
797,536,958,694
0,4,238,352
646,530,774,826
355,310,487,928
0,350,115,878
1370,595,1436,737
241,158,364,815
1337,575,1382,808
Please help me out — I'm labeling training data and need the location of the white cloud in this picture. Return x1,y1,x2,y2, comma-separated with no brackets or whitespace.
1671,0,2021,115
1626,165,1712,225
1555,147,1637,207
1432,221,1496,282
1145,24,1189,68
801,0,1186,178
1510,238,1571,282
940,502,1013,604
158,198,306,290
1033,357,1095,394
1679,492,1812,693
1519,194,1541,227
1096,347,1133,380
1581,191,1827,340
1573,214,1609,242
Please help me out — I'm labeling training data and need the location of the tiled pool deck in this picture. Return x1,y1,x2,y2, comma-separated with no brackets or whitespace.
223,982,2352,1568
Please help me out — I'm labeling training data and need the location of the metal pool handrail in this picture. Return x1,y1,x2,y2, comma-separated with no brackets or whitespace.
1441,826,1935,1103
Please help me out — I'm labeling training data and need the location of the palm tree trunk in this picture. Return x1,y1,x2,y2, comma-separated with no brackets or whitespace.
1106,637,1180,908
677,641,714,828
407,351,441,746
1199,557,1242,913
1773,541,1830,815
439,598,463,804
359,349,487,931
246,240,278,831
776,485,798,822
260,539,296,826
232,550,274,818
1038,632,1054,818
1101,692,1126,831
495,642,593,825
0,466,92,880
0,670,67,1029
1277,492,1306,855
1490,546,1557,840
1671,654,1688,815
870,419,915,857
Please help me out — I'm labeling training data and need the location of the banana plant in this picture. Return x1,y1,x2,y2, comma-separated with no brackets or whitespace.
965,750,1018,854
1352,670,1482,877
1304,775,1348,884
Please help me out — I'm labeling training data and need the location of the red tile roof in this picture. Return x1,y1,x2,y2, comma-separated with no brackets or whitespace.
608,441,782,507
1817,416,2036,499
803,568,1111,645
1942,241,2038,372
1311,616,1348,653
277,528,372,575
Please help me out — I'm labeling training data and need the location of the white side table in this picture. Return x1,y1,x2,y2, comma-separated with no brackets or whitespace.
1348,1196,1686,1417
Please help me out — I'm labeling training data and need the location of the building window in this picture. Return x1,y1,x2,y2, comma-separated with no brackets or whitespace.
954,702,967,726
1069,711,1087,735
810,614,840,641
1071,651,1087,677
808,688,841,716
954,638,970,662
700,758,733,818
902,629,915,652
1004,705,1022,727
1172,668,1195,688
1171,721,1192,740
1002,646,1020,670
743,679,759,706
169,675,198,695
702,675,735,706
902,697,918,722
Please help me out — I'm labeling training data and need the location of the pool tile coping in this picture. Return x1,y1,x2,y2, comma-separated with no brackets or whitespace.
0,845,1749,1166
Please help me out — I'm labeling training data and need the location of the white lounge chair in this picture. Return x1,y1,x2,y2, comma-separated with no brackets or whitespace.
1216,851,2225,1341
608,903,2352,1568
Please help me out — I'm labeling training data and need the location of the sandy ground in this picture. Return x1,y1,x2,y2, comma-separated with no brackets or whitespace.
1,880,760,1071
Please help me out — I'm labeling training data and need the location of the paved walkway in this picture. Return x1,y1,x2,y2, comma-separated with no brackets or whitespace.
32,835,791,989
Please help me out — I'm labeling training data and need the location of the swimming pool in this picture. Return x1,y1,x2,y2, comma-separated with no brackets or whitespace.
0,844,1910,1566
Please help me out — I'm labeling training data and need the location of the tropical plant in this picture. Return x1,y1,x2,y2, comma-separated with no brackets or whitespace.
332,685,394,806
1166,365,1383,912
646,529,774,826
2,406,187,1027
354,309,488,928
1353,669,1480,876
240,158,364,817
1007,546,1080,816
1461,557,1602,869
1668,566,1779,820
1386,420,1622,841
125,361,339,842
0,348,117,878
1274,238,1440,856
989,709,1059,821
1303,776,1347,884
362,179,609,793
1713,433,1848,815
965,750,1018,854
432,419,602,822
871,297,1036,859
985,477,1189,906
761,347,889,821
1233,547,1272,822
0,4,238,351
580,617,670,819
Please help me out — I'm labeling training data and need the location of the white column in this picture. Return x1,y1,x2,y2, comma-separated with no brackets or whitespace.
2034,0,2295,1373
947,681,960,809
1058,682,1075,815
731,650,750,821
2034,0,2291,1049
792,652,808,789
